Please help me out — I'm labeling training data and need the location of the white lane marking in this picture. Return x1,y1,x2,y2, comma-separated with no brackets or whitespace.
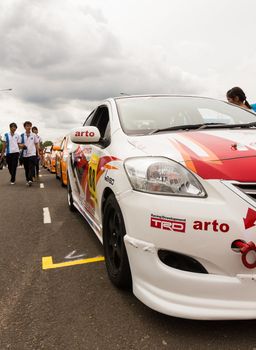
40,183,45,188
64,250,86,260
43,207,51,224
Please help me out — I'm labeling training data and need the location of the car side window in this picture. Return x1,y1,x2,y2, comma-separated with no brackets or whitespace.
83,110,96,126
86,106,110,147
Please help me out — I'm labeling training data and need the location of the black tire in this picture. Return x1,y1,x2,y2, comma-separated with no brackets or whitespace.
67,177,76,212
103,194,132,290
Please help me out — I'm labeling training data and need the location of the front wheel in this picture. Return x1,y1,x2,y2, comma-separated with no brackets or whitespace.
103,194,132,290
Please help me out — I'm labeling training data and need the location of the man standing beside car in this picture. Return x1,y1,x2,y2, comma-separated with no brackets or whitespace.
0,122,22,184
21,121,39,186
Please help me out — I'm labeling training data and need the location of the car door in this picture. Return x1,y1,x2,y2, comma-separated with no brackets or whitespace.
61,135,72,185
57,137,65,177
73,104,111,229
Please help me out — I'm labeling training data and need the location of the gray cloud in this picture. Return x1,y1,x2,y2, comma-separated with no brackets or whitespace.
0,0,215,141
0,0,204,104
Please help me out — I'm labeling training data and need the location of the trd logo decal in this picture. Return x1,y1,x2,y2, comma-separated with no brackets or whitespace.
150,214,186,233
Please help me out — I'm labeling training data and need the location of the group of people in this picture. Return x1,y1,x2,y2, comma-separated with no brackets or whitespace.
0,121,42,186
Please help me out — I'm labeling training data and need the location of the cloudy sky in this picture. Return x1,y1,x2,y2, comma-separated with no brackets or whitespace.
0,0,256,141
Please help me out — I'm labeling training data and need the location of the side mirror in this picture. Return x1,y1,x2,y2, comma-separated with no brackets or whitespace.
70,126,101,144
52,145,62,151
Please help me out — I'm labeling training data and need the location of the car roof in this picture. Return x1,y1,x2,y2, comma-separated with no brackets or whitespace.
110,94,222,102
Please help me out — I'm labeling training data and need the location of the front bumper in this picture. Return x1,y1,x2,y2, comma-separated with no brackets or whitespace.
118,180,256,320
125,235,256,320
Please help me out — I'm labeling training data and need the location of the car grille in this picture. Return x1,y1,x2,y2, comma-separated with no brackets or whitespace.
233,183,256,201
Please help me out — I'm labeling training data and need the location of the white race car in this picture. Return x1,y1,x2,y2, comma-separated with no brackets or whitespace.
67,95,256,320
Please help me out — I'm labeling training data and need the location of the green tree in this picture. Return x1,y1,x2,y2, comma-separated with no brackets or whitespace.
42,140,53,148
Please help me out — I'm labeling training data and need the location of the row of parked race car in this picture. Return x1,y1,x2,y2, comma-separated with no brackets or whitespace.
41,134,71,186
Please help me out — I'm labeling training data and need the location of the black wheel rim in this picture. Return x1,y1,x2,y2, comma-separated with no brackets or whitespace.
106,206,123,275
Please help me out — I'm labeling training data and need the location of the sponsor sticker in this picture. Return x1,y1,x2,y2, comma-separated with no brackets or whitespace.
150,214,186,233
104,170,114,185
193,220,229,232
151,214,230,234
88,154,100,202
75,131,95,137
83,146,92,154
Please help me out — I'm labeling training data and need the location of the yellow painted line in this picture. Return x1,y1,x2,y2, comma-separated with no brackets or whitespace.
42,255,105,270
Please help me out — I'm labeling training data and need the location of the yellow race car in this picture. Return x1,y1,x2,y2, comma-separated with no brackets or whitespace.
54,134,72,186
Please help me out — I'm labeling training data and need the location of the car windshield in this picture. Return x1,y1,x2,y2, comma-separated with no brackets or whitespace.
115,96,256,135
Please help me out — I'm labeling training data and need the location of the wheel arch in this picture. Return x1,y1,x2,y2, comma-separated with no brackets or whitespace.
101,187,115,218
102,188,132,289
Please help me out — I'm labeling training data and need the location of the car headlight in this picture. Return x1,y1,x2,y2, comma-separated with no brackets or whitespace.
124,157,206,197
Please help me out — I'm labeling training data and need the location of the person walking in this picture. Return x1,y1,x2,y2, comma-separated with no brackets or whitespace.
21,121,39,186
0,122,21,184
226,87,256,112
32,126,42,180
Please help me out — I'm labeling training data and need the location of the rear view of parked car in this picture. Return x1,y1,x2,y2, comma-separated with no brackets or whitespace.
42,146,51,168
54,134,73,186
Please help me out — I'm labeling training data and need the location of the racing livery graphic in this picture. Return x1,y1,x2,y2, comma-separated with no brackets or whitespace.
169,132,256,181
73,147,119,212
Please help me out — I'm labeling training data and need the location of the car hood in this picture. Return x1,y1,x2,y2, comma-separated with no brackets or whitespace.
127,129,256,181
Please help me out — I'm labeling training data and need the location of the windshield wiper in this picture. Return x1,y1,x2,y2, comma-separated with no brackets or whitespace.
225,121,256,129
149,123,227,134
149,121,256,135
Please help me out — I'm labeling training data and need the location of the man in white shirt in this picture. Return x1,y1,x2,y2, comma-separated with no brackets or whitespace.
0,123,22,184
32,126,42,179
21,121,39,186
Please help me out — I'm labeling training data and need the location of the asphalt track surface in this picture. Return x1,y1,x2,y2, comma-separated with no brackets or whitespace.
1,166,256,350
